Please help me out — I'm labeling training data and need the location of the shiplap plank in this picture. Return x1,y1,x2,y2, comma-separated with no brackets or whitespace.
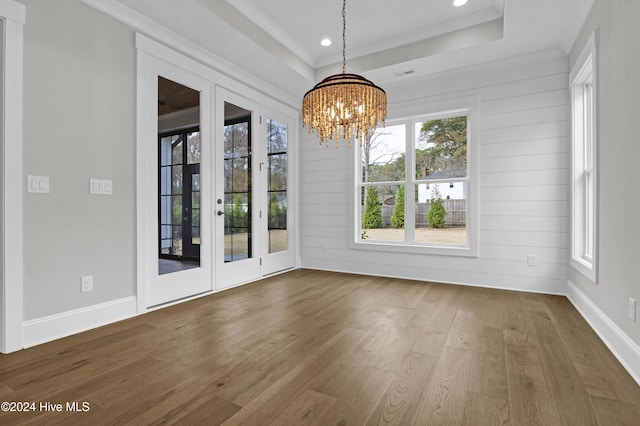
480,105,569,131
481,184,568,202
480,137,568,159
480,169,569,187
480,200,568,217
480,153,569,173
479,245,568,264
480,121,569,144
481,88,568,115
480,230,568,249
480,215,569,233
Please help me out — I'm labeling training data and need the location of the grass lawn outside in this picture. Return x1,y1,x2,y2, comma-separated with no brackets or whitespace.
362,227,467,245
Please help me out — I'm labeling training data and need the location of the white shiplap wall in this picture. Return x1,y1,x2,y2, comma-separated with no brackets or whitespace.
299,50,569,294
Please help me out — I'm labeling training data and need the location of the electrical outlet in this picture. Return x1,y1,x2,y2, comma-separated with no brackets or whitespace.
81,276,93,293
629,298,636,322
527,255,536,267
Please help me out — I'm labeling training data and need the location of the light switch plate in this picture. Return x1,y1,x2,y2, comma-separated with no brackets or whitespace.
27,175,50,194
90,178,113,195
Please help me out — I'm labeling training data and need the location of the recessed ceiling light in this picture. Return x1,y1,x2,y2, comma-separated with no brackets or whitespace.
321,38,332,47
453,0,467,6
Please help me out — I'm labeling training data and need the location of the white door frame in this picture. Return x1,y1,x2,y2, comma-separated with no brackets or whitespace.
1,0,25,354
259,107,297,276
136,44,215,310
214,88,262,290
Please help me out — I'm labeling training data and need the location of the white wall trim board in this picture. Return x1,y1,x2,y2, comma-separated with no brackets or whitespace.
1,0,25,354
23,297,137,349
0,0,24,23
566,280,640,385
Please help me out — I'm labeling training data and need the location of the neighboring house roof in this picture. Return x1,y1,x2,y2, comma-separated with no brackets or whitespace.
420,169,466,180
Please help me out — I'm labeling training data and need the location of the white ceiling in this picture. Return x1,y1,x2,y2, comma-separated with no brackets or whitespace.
108,0,594,100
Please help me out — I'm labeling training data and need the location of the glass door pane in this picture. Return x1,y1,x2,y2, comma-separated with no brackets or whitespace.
266,119,288,253
158,129,201,268
223,103,252,263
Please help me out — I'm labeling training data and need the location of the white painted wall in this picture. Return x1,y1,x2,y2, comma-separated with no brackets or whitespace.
300,49,570,294
20,0,136,319
569,0,640,347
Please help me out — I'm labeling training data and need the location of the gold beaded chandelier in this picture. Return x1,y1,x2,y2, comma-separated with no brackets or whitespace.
302,0,387,148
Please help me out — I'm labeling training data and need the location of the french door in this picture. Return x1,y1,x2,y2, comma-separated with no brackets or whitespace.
141,58,212,308
261,108,295,275
215,88,295,289
138,46,295,308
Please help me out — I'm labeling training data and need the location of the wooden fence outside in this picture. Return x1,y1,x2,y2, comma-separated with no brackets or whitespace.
381,200,466,227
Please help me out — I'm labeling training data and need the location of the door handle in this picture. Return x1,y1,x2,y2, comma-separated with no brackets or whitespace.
217,210,224,216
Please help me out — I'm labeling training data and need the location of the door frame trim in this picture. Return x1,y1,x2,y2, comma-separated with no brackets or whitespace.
136,42,214,311
1,0,25,353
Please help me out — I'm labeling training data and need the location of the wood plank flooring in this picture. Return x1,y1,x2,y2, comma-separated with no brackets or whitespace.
1,269,639,425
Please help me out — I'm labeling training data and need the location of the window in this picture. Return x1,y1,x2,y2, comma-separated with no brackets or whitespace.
354,98,478,256
570,31,598,282
159,127,201,262
223,114,252,263
266,118,289,254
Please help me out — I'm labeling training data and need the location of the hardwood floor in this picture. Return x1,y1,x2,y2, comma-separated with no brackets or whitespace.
1,269,639,425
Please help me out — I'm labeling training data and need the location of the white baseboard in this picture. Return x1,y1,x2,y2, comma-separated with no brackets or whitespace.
23,297,137,348
566,280,640,385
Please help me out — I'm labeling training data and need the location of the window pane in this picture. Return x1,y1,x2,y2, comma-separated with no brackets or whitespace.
415,182,467,245
231,158,250,192
269,154,287,191
224,122,249,158
187,131,201,164
172,165,182,195
160,166,171,196
360,184,404,242
172,226,183,256
267,119,287,154
172,138,183,165
192,226,200,245
267,119,288,254
192,173,200,193
362,124,406,183
415,116,467,178
171,195,182,225
160,135,179,166
160,196,171,225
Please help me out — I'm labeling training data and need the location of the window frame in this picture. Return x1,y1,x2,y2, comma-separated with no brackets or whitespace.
351,96,479,257
570,31,598,282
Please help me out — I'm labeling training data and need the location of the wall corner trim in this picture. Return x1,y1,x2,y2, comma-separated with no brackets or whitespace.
566,280,640,385
23,297,137,349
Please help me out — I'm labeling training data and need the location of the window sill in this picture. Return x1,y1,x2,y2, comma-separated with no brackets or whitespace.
570,257,597,283
351,240,478,258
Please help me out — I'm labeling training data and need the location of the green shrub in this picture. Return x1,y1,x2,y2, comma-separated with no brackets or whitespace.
362,186,383,228
427,185,446,228
390,185,405,228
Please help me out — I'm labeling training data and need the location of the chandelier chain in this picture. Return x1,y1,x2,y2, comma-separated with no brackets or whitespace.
301,0,386,147
342,0,346,74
